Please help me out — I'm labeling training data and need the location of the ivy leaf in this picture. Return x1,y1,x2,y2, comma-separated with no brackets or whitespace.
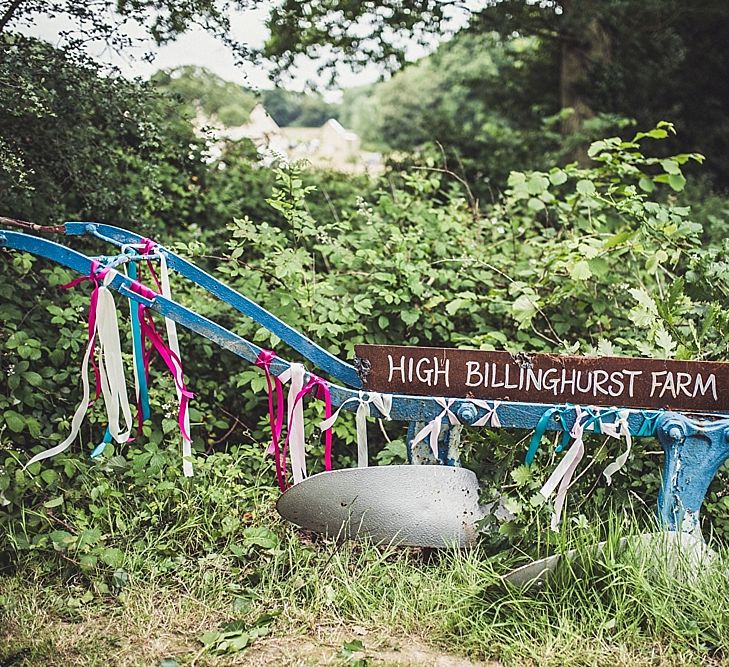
445,298,468,315
511,294,537,329
242,526,279,550
23,371,43,387
576,179,596,196
3,410,25,433
101,547,125,568
668,173,686,192
527,174,549,195
569,260,592,281
401,311,419,326
507,171,526,186
638,177,655,193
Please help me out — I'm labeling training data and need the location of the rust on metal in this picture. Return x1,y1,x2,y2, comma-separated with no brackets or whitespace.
354,344,729,412
0,216,65,234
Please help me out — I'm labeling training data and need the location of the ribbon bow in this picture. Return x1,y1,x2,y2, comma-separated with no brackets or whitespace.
411,397,460,460
471,400,501,428
278,364,333,485
319,391,393,468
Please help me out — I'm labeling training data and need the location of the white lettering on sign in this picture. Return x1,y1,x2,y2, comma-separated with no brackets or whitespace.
650,371,717,400
386,353,719,405
387,354,450,388
460,363,648,398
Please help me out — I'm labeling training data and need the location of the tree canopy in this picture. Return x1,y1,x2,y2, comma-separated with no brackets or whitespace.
266,0,729,185
0,0,254,57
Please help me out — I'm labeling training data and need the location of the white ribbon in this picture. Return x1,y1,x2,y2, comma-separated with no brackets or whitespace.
601,410,632,485
471,400,501,427
411,397,460,459
319,391,393,468
26,271,132,468
159,253,193,477
281,363,307,484
540,406,587,531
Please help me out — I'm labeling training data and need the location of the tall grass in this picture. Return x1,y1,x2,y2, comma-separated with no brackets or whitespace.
2,452,727,666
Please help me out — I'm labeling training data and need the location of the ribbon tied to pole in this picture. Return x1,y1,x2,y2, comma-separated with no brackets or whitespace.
411,397,460,460
132,279,195,476
256,349,287,491
319,391,393,468
278,364,333,485
601,410,632,485
471,400,501,428
539,405,588,531
26,264,134,468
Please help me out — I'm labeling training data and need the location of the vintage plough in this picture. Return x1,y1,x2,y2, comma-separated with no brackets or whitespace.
2,220,728,583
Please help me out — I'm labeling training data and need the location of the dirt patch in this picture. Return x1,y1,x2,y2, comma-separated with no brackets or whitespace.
242,627,499,667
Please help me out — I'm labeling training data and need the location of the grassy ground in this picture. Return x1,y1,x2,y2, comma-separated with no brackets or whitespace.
2,503,728,667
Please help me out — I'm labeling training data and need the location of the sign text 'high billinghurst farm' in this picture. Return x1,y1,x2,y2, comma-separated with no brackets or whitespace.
354,345,729,413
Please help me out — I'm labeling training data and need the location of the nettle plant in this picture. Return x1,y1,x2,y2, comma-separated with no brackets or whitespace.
491,121,709,358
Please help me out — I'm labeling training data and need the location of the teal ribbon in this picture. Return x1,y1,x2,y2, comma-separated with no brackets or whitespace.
127,257,150,422
91,427,112,458
526,407,571,465
637,411,662,437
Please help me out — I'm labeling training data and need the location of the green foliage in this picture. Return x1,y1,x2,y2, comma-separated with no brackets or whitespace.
152,66,340,129
0,437,277,575
343,31,561,184
261,87,340,127
268,0,729,188
152,65,259,127
198,612,276,656
1,0,251,56
0,34,209,227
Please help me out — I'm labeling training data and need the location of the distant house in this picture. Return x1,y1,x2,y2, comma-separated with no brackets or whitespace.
223,104,280,145
219,104,381,174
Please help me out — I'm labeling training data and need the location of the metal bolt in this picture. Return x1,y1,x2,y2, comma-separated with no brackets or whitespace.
668,425,683,442
457,402,478,425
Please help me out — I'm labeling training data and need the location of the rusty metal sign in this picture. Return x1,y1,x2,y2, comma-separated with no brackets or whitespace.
354,344,729,412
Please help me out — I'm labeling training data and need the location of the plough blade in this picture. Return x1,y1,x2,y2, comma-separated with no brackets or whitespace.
276,465,487,548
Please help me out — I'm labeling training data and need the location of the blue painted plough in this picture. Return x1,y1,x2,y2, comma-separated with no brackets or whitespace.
2,221,729,555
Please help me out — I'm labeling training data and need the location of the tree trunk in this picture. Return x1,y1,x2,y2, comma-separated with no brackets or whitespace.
559,0,612,165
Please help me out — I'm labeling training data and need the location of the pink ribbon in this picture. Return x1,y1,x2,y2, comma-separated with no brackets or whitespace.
60,260,107,405
131,281,194,443
256,349,287,491
140,238,163,293
281,373,334,477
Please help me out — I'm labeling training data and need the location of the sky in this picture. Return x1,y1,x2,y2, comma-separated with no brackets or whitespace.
20,2,466,98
